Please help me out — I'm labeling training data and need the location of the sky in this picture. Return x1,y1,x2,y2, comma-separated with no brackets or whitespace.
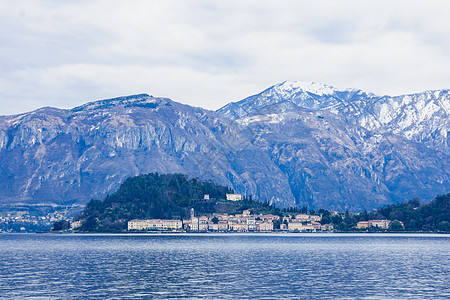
1,0,450,115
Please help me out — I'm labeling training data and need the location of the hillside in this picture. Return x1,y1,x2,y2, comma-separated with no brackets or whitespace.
369,193,450,231
328,193,450,232
76,174,449,233
0,94,294,207
77,173,280,232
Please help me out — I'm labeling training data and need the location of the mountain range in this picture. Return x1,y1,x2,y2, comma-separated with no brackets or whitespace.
0,81,448,211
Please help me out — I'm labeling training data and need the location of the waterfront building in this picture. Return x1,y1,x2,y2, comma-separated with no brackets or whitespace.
218,221,229,231
191,217,199,231
357,221,369,229
321,224,334,231
230,222,248,232
288,221,303,231
128,219,183,231
247,218,257,231
199,216,209,231
368,220,391,229
208,223,219,231
257,222,273,232
288,221,314,232
183,219,191,230
357,220,392,229
70,221,82,230
311,221,322,230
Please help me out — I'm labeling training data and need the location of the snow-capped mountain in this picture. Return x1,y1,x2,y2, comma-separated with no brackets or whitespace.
217,81,449,210
219,81,376,119
219,81,449,152
0,82,448,211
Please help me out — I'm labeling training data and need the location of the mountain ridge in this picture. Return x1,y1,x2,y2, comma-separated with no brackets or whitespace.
0,93,295,207
0,82,448,210
218,81,449,153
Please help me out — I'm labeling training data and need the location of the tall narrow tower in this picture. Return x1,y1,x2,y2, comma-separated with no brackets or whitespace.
190,208,195,220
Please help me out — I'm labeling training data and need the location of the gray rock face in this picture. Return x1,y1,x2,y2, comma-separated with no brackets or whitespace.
0,82,448,211
0,94,294,207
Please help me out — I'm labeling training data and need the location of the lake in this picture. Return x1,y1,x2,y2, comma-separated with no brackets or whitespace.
0,233,448,299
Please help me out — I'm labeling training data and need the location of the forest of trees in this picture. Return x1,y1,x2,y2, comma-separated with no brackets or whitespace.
319,193,450,232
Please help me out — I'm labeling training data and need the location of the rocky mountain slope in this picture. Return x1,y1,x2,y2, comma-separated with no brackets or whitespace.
0,82,448,210
218,81,449,210
0,94,294,207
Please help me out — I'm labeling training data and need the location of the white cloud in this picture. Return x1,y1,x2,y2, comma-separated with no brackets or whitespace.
1,0,450,115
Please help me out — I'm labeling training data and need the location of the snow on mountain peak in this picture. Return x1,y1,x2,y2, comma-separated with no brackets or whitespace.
275,81,338,96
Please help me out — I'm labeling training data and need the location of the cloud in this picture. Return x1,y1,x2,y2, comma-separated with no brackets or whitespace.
1,0,450,115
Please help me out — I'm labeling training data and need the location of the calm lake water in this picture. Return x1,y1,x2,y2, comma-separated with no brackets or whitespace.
0,233,448,299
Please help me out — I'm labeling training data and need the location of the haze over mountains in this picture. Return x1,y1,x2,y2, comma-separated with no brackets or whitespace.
0,82,448,211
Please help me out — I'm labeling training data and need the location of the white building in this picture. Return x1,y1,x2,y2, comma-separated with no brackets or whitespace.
247,218,257,231
191,217,199,231
70,221,82,230
198,216,209,231
128,219,183,231
368,220,391,229
226,194,243,201
257,222,274,232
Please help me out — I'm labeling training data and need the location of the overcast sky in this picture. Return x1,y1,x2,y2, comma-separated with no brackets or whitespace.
1,0,450,115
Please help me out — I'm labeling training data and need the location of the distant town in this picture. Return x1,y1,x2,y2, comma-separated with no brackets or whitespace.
126,194,396,233
128,209,333,233
5,190,448,233
0,204,83,233
66,174,449,233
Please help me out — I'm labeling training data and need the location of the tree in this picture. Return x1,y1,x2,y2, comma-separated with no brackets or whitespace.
52,220,70,231
211,217,219,224
438,221,450,232
273,219,281,229
359,210,368,221
331,215,343,226
338,223,348,231
82,216,98,231
389,220,404,231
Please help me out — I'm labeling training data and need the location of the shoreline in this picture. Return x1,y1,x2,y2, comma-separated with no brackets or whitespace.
34,230,450,236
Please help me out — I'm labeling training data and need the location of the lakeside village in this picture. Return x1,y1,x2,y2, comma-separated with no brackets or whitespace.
0,204,83,233
0,194,401,233
125,194,398,233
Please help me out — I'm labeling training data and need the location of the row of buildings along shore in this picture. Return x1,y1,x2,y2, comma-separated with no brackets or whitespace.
356,219,400,229
128,208,335,232
125,194,401,233
127,215,400,232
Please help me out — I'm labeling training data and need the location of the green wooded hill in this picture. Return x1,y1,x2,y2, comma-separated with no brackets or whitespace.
321,193,450,231
369,193,450,231
77,173,280,232
75,171,449,232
